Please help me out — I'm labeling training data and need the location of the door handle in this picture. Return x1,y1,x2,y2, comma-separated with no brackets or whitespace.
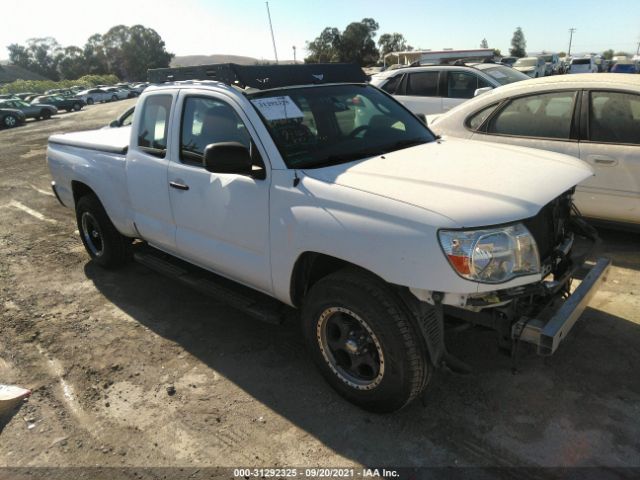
169,181,189,191
589,157,618,166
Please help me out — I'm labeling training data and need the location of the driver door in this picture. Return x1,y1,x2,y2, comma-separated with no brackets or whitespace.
167,91,273,294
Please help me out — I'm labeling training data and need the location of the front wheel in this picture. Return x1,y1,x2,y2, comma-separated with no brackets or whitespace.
73,103,82,111
2,114,18,128
111,95,118,102
302,269,431,412
75,195,131,269
41,109,52,120
87,97,94,105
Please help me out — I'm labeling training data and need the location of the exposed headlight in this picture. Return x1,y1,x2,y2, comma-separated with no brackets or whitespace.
438,223,540,283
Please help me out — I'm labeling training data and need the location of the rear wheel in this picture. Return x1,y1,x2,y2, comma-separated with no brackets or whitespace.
75,195,131,269
111,95,118,101
87,97,94,105
41,109,52,120
2,114,17,128
73,103,82,111
302,268,431,413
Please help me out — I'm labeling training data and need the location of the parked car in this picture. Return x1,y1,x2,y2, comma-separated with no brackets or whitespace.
15,92,39,100
0,107,26,128
45,88,76,97
0,99,57,120
47,63,609,412
513,57,546,78
0,94,18,100
569,57,597,74
430,73,640,227
500,56,517,66
31,95,86,112
102,87,130,100
538,53,561,75
370,63,529,115
611,63,638,74
75,88,113,105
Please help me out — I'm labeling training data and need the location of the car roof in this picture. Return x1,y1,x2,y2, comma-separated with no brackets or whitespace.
498,73,639,90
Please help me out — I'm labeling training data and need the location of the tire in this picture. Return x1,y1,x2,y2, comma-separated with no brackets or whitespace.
2,114,18,128
302,268,431,413
111,95,118,102
75,194,131,269
41,109,52,120
87,97,94,105
73,103,82,111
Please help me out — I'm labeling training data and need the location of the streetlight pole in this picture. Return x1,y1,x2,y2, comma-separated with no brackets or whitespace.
568,28,576,56
265,1,278,64
293,45,297,63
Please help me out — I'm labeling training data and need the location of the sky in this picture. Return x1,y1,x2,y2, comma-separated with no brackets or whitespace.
2,0,639,62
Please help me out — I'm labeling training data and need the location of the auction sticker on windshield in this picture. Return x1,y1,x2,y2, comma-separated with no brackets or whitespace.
251,96,304,121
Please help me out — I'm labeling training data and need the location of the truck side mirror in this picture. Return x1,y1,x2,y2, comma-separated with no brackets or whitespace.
203,142,253,175
474,87,493,97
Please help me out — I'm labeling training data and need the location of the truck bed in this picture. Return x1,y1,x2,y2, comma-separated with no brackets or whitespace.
48,126,131,154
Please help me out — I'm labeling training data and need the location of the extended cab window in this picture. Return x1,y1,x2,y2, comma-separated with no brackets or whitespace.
180,97,251,165
137,94,172,157
487,91,576,139
406,72,439,97
589,91,640,145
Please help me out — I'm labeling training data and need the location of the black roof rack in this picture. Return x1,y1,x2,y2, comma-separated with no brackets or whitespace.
147,63,367,89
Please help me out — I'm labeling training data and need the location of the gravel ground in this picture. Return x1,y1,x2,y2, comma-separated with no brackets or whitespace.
0,100,639,471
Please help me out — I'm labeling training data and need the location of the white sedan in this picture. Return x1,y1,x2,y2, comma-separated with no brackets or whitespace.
431,74,640,227
75,88,113,105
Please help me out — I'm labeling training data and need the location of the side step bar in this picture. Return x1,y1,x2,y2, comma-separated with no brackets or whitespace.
133,246,286,325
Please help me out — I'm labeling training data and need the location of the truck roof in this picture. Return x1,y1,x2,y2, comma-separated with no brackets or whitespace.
147,63,367,90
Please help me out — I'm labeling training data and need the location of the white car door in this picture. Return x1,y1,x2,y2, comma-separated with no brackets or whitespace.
167,92,273,294
578,90,640,224
126,92,177,252
393,70,443,115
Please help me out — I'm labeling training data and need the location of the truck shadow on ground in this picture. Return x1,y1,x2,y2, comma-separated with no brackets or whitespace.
83,241,640,467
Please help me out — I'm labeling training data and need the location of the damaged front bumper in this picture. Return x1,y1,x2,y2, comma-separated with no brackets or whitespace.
512,257,611,355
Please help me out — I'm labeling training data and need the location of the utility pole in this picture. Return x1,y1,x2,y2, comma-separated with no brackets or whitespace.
265,1,278,64
568,28,576,56
293,45,297,63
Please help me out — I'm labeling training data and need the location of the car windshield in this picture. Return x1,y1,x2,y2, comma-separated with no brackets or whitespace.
514,58,537,67
476,65,530,85
249,84,436,169
540,55,554,62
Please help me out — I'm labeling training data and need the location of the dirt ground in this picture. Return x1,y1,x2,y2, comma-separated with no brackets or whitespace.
0,100,639,471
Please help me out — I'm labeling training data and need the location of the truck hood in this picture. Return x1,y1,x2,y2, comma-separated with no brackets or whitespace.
302,138,593,228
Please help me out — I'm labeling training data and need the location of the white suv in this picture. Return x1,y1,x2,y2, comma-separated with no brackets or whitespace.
370,64,530,116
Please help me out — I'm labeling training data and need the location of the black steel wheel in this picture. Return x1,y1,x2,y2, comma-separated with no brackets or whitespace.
302,268,431,413
75,195,131,269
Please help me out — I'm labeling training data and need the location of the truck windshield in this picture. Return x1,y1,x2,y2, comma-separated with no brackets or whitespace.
249,84,436,169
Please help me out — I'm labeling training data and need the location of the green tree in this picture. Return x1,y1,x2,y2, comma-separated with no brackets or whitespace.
305,18,380,66
480,38,489,49
83,34,109,75
558,51,567,58
338,18,380,65
8,37,62,80
602,49,614,60
100,25,173,81
305,27,341,63
509,27,527,58
378,33,412,58
492,48,502,58
614,51,631,57
57,46,86,80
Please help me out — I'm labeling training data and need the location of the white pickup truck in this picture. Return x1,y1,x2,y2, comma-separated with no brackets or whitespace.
47,64,610,412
